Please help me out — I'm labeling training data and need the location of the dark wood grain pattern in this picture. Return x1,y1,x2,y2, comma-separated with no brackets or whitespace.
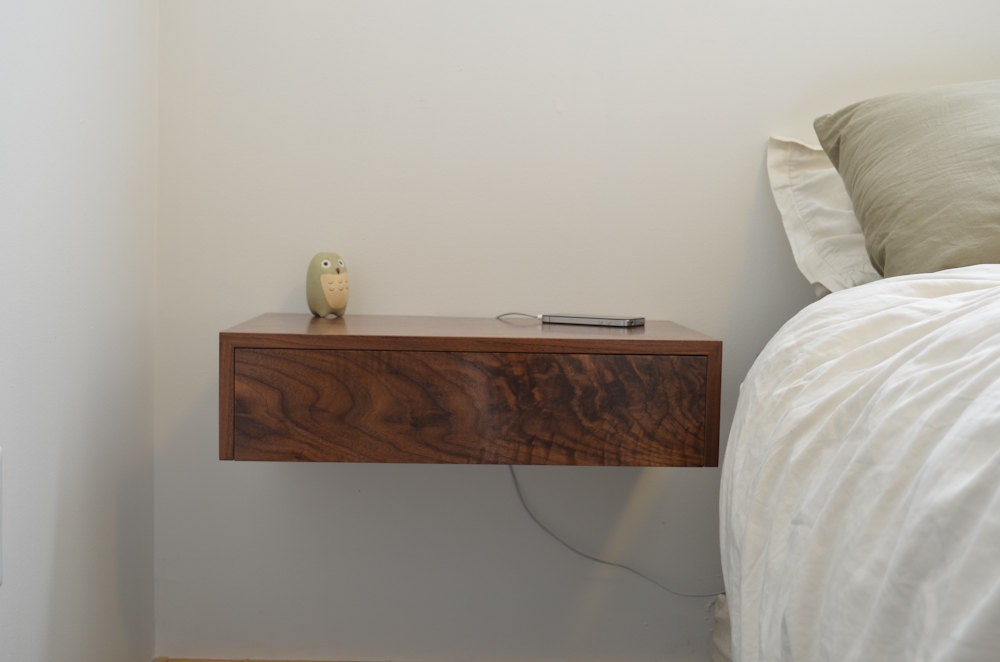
220,314,721,466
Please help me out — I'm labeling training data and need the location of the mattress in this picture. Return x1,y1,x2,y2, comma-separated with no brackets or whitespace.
720,264,1000,661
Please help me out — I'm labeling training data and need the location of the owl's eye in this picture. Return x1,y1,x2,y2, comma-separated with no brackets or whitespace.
321,260,332,269
338,259,345,268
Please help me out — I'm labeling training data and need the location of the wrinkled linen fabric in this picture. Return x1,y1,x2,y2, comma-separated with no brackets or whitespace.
721,264,1000,662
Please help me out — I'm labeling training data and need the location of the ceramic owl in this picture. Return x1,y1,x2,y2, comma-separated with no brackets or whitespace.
306,252,350,317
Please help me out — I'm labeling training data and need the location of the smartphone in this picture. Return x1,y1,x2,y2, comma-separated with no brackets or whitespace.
540,314,645,328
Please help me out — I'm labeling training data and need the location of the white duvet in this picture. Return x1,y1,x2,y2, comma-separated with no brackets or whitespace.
720,265,1000,661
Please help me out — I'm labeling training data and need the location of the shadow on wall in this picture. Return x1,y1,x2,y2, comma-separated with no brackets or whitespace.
48,359,154,660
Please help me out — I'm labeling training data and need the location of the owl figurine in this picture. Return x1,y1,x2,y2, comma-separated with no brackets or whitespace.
306,252,350,317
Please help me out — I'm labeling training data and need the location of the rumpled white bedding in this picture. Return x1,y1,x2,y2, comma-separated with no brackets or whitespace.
720,264,1000,662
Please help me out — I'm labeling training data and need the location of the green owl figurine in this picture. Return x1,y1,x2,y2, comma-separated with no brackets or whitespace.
306,252,350,317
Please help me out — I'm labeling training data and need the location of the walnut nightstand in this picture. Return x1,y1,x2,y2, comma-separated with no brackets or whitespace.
219,314,721,466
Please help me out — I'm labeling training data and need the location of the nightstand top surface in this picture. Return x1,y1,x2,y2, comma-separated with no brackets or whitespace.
221,313,719,355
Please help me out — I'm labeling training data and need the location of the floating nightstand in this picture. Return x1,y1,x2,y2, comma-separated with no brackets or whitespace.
219,314,721,466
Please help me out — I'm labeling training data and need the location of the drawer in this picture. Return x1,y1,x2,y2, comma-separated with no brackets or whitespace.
231,348,712,465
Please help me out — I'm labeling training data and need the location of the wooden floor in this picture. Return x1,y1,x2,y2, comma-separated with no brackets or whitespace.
154,658,368,662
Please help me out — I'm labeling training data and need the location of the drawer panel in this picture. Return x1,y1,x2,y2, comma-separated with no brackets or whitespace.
231,348,712,466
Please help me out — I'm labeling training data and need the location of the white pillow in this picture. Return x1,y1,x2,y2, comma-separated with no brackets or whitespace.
766,136,881,296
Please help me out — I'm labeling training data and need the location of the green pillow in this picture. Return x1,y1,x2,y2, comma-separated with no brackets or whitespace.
814,80,1000,277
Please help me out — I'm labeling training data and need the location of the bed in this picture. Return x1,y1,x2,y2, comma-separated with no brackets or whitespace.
718,80,1000,661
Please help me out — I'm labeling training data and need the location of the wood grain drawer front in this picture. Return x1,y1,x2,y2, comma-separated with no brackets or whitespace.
232,348,712,466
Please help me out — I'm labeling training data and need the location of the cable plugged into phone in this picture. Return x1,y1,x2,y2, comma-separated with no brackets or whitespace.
495,312,542,321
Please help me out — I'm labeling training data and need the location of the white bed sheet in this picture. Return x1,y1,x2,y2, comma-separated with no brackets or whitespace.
720,264,1000,661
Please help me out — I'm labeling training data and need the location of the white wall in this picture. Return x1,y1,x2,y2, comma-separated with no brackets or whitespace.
0,1,157,661
156,1,1000,660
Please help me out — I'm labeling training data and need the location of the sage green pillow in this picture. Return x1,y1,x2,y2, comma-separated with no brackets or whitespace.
813,80,1000,277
